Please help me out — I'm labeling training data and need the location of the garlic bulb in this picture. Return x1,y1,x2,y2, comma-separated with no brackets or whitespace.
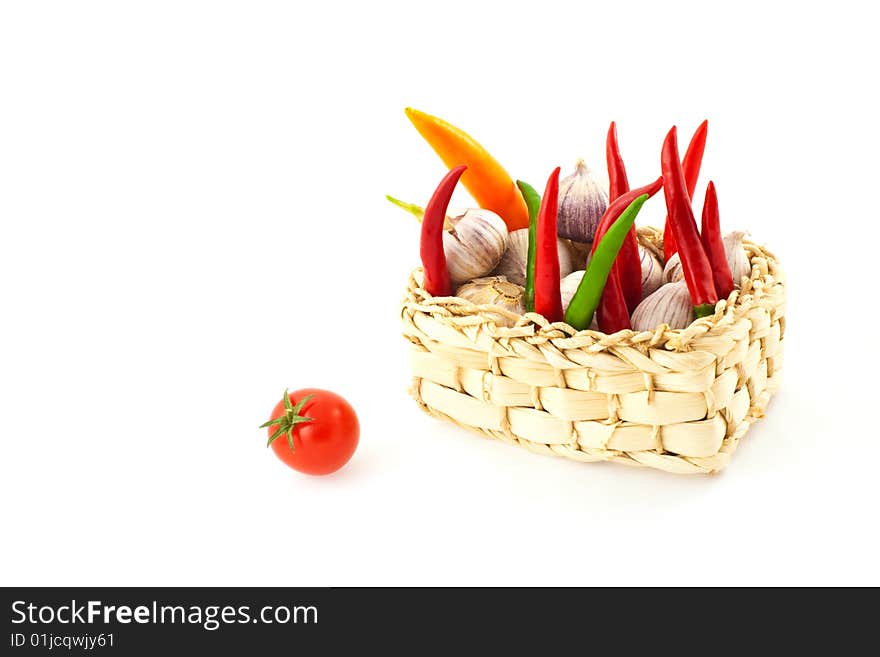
443,208,509,286
631,281,696,331
492,228,573,286
556,159,608,242
639,245,663,298
455,276,525,326
663,252,683,283
559,270,599,330
723,231,751,287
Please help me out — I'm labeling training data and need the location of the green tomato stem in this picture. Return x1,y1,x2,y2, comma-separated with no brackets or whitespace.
260,391,314,452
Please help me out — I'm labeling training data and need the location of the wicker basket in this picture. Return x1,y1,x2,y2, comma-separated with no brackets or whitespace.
401,227,785,475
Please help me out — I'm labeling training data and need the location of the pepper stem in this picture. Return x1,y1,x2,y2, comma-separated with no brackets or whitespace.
387,194,458,231
386,194,425,221
694,303,716,318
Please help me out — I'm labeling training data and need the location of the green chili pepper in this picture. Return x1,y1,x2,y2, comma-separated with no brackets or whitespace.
564,194,650,330
516,180,541,313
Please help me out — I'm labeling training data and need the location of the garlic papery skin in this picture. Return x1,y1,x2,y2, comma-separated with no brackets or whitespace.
723,231,751,288
566,239,593,268
662,251,684,283
639,245,663,298
556,159,608,242
443,208,509,286
492,228,573,286
455,276,525,326
631,281,696,332
559,270,599,330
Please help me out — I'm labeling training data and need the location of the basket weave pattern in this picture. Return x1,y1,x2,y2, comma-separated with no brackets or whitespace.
401,227,785,474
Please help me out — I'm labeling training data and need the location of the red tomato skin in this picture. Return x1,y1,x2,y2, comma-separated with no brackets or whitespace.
268,388,359,475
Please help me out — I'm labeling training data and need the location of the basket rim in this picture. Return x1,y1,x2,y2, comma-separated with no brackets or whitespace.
402,226,785,353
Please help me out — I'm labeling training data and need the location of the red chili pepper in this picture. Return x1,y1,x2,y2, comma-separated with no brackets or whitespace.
700,181,734,299
663,120,708,262
596,266,630,333
591,177,663,325
591,177,664,249
605,122,641,314
420,165,466,297
661,127,716,316
617,228,641,315
534,167,563,323
606,121,630,200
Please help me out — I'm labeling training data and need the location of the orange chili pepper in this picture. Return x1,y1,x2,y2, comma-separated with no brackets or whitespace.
404,108,529,231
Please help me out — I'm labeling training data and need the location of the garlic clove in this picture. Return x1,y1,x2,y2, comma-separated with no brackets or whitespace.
631,281,696,332
492,228,573,286
723,230,751,288
443,208,509,286
662,251,684,283
455,275,525,327
559,270,599,330
662,232,751,289
560,270,584,313
639,245,663,298
556,159,608,243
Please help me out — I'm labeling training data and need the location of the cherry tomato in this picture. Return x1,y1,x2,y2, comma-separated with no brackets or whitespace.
261,388,359,475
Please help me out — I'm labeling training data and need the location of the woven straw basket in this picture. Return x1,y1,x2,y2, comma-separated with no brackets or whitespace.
401,227,785,475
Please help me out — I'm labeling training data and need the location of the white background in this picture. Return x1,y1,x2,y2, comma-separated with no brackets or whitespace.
1,1,877,586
